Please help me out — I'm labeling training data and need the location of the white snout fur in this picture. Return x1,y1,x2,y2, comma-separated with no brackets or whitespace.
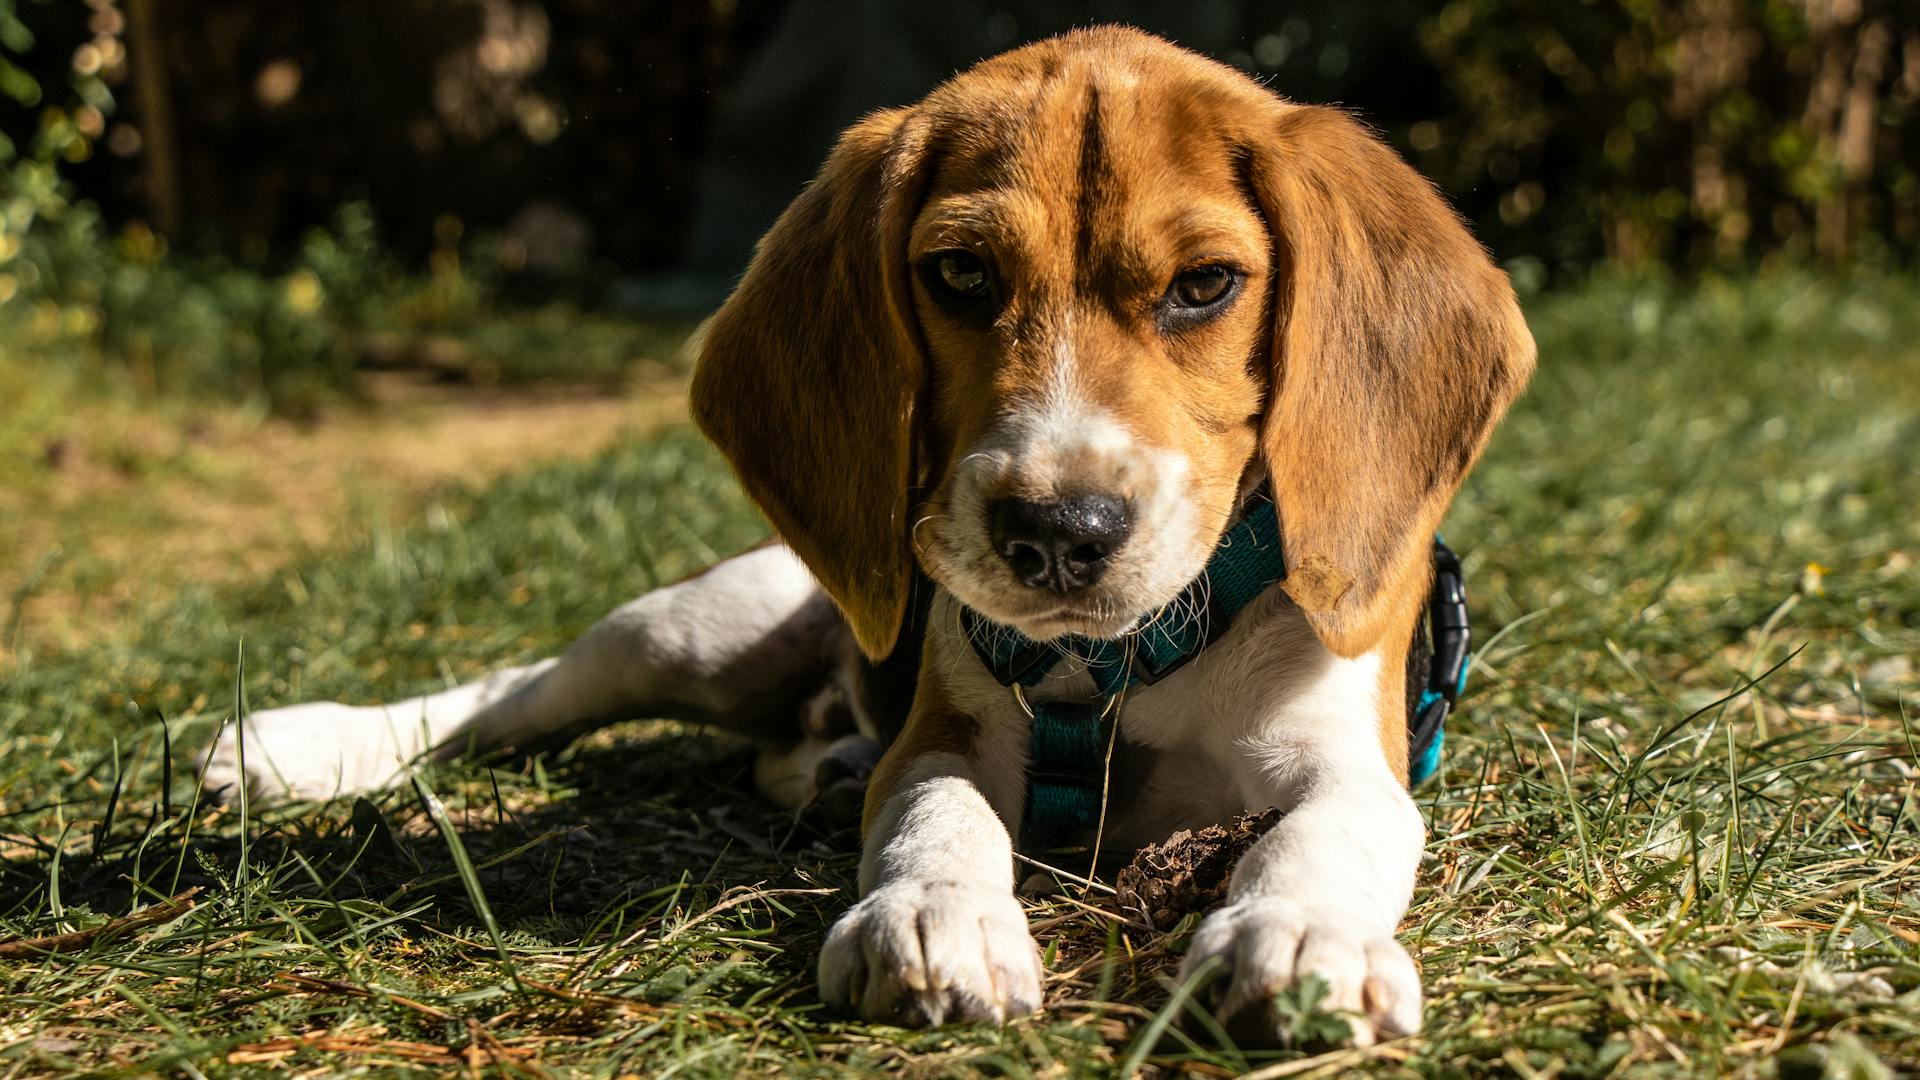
923,343,1205,640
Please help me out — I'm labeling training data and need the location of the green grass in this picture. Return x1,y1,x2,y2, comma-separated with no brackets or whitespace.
1,271,1917,1077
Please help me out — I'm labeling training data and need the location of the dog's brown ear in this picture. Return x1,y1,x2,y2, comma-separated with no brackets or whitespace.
1248,105,1535,657
691,108,932,660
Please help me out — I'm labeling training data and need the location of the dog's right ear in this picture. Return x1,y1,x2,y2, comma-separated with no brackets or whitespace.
691,108,934,660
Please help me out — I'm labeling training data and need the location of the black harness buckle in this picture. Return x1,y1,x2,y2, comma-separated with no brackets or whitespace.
1427,538,1471,707
1408,537,1471,778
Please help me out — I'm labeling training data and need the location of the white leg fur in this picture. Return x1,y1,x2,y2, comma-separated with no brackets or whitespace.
203,545,842,801
1180,650,1427,1046
754,732,880,811
816,749,1044,1026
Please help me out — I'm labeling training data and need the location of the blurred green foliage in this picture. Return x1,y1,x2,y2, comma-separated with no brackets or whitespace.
0,188,690,414
0,1,359,410
3,0,1918,413
1417,0,1918,272
0,0,688,414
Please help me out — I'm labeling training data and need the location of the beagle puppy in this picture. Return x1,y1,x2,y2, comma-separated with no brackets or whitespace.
206,28,1533,1045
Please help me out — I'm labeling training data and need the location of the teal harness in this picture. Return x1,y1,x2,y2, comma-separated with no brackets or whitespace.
962,494,1471,852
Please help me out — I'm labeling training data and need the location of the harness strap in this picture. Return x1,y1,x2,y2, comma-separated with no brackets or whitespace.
957,499,1472,851
1021,698,1115,852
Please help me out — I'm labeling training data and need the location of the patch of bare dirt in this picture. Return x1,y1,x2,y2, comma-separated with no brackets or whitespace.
3,373,688,660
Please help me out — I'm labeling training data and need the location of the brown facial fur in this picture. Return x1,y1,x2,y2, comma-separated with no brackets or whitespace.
903,47,1271,639
693,27,1534,665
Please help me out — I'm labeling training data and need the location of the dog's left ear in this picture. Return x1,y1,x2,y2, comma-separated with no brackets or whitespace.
1248,105,1536,657
692,108,935,660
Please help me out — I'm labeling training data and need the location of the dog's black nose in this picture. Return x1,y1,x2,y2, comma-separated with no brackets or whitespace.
988,495,1130,593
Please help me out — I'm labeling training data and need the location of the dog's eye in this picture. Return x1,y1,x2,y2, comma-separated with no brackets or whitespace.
919,250,998,318
933,251,988,297
1168,266,1235,309
1158,264,1242,331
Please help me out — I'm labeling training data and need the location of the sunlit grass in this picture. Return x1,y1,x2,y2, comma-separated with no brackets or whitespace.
0,271,1915,1076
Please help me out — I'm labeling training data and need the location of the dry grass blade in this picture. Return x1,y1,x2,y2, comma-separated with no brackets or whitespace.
0,886,200,957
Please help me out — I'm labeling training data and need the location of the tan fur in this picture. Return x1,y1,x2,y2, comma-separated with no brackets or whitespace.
1244,105,1536,659
690,108,934,659
692,27,1533,774
1369,554,1435,784
862,669,979,831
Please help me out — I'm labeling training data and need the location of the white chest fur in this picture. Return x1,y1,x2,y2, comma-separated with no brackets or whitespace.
927,588,1388,853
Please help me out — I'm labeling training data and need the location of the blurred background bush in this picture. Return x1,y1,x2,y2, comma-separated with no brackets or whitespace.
1,0,1916,411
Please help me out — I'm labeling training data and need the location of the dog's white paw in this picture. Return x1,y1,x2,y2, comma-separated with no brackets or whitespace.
201,702,424,801
1181,899,1421,1047
818,880,1043,1027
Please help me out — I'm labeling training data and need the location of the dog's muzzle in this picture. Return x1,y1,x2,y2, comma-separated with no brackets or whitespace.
987,494,1130,594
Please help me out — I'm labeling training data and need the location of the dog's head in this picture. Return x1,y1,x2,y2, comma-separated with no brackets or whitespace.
693,28,1534,661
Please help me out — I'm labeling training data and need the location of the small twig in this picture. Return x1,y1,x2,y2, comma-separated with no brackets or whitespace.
1013,851,1117,896
1031,891,1155,934
1238,1040,1408,1080
466,1017,552,1080
625,885,833,949
0,886,200,958
517,976,650,1010
1088,656,1132,888
273,972,453,1020
227,1036,459,1066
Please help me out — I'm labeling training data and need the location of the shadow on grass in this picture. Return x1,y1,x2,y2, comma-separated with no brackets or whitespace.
0,724,863,961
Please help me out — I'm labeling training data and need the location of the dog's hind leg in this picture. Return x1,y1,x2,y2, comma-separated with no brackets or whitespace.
203,544,872,804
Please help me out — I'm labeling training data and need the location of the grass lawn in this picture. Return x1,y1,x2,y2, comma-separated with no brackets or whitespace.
1,273,1916,1077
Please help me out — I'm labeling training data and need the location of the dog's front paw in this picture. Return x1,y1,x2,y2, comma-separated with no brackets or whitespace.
1181,899,1420,1048
201,702,417,801
817,880,1043,1027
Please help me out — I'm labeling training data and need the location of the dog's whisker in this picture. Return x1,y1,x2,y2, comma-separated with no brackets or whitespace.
910,512,944,558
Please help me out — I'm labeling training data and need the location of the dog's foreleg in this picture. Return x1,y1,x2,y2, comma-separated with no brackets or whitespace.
204,544,849,801
443,544,847,750
814,675,1044,1027
1179,647,1426,1046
